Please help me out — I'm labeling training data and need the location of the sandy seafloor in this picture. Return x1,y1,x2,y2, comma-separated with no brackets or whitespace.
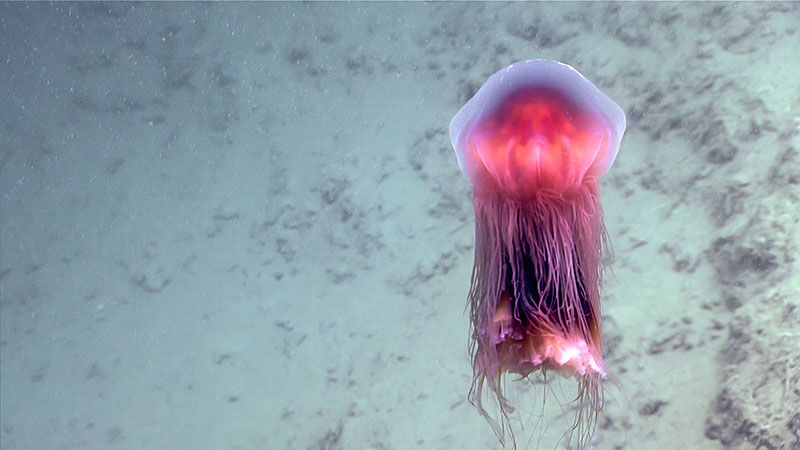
1,2,799,450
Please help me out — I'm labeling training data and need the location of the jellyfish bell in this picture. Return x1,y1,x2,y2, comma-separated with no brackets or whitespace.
451,60,625,197
451,60,626,447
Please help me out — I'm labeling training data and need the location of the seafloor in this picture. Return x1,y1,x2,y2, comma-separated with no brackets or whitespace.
1,3,798,450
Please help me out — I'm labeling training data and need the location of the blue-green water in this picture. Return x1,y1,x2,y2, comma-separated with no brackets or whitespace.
1,3,798,449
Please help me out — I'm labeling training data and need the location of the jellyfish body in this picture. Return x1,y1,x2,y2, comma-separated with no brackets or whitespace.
450,60,625,447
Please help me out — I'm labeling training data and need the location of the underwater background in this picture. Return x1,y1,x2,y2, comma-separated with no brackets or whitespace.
1,3,798,449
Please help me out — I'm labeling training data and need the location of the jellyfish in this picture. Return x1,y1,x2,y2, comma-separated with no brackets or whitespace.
450,60,626,447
